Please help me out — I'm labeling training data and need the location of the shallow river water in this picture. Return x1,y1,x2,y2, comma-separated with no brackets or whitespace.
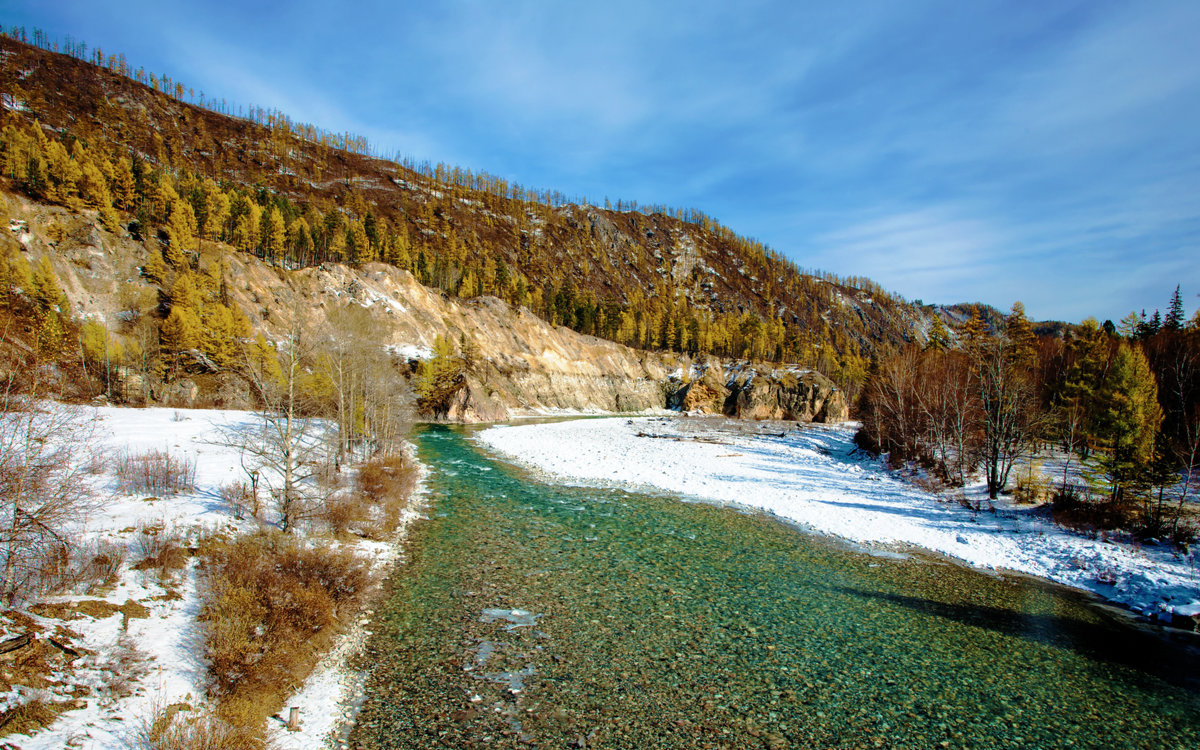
349,424,1200,749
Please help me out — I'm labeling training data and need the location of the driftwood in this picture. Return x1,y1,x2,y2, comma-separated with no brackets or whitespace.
634,432,730,446
0,633,32,655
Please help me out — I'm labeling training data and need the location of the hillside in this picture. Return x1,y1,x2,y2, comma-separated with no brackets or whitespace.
0,33,929,388
2,191,848,423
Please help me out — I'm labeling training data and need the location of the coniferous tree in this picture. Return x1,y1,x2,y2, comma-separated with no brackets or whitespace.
1148,310,1162,336
1005,301,1036,368
924,315,951,352
1164,285,1185,332
1087,342,1162,509
1118,311,1142,339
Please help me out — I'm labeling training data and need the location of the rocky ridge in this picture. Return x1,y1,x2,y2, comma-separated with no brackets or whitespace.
5,193,847,424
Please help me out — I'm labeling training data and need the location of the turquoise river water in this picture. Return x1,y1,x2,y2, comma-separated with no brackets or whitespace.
349,424,1200,749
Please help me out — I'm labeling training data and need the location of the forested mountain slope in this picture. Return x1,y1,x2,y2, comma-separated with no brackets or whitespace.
0,32,932,388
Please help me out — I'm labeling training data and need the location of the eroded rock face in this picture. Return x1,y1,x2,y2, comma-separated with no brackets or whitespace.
724,368,848,423
668,364,848,423
27,205,846,423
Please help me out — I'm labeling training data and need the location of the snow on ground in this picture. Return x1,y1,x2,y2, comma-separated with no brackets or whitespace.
4,407,260,750
2,406,410,750
265,473,426,750
477,417,1200,620
384,342,433,360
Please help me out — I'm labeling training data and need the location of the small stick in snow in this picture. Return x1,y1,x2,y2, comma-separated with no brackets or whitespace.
287,706,301,731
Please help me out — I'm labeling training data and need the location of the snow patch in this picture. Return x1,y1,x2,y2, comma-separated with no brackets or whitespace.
476,418,1200,619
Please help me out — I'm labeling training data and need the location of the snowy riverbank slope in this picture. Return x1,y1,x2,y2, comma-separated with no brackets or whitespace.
476,417,1200,621
1,407,413,750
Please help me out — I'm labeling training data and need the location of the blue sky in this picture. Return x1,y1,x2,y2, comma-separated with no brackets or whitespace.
6,0,1200,323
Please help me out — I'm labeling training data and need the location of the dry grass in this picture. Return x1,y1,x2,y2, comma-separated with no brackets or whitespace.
1012,461,1053,505
128,702,269,750
199,533,370,729
0,698,66,739
131,521,189,579
97,634,151,700
114,448,197,495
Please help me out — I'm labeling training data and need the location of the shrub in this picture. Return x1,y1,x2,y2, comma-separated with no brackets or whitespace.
132,521,188,578
85,538,128,589
354,454,418,539
200,533,370,729
114,448,197,495
218,480,256,520
129,702,267,750
319,492,371,538
1051,486,1132,534
0,401,97,604
1012,461,1052,504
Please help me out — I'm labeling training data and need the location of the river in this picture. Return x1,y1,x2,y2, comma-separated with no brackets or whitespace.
349,424,1200,749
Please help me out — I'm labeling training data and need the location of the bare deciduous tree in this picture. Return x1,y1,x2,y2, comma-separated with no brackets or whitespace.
226,319,329,533
977,338,1042,500
0,332,97,603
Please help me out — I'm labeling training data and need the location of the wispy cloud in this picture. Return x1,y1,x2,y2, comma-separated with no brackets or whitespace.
4,0,1198,322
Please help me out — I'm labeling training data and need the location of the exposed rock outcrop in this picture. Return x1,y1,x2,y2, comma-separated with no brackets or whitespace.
15,198,847,424
669,362,848,424
723,368,848,423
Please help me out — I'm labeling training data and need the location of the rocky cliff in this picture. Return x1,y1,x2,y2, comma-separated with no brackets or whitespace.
669,361,848,424
6,193,848,424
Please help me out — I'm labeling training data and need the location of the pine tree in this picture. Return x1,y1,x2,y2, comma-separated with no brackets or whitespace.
248,333,284,385
1118,311,1141,338
170,273,202,310
959,309,989,361
37,310,65,354
78,159,111,210
924,315,951,352
161,306,201,356
0,247,33,307
1088,341,1162,508
346,220,370,266
30,256,66,313
1164,285,1185,332
109,156,137,210
200,304,237,366
142,249,169,286
1004,301,1036,367
261,207,286,260
165,201,197,266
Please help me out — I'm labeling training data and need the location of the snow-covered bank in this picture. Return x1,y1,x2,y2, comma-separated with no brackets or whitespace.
476,417,1200,622
1,406,419,750
265,465,427,750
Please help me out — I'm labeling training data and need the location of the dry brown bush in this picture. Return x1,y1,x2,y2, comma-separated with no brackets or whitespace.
354,454,418,539
0,399,98,604
320,492,371,538
200,533,369,729
14,537,130,598
1051,487,1131,535
114,448,197,496
131,521,188,578
128,702,269,750
217,480,256,520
